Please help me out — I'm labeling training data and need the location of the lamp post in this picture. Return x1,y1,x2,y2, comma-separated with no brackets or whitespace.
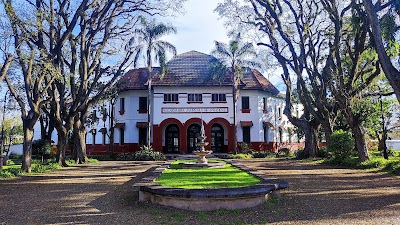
0,90,9,169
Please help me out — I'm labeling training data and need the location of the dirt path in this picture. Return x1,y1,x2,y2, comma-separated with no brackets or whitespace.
0,159,399,225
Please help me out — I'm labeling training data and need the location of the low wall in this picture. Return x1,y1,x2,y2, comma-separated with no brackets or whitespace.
387,140,400,151
136,160,289,211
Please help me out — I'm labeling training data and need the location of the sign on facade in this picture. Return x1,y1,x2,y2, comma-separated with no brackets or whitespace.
162,107,229,114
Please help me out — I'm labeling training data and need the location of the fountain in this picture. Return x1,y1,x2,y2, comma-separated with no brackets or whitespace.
178,118,224,168
193,119,212,164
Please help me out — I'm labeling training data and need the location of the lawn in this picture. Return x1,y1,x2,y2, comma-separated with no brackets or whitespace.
155,160,260,189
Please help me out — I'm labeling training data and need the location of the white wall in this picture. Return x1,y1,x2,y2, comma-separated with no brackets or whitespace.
152,86,233,125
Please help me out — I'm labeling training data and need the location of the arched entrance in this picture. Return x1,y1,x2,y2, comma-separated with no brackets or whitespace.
165,124,179,153
187,124,201,153
211,124,224,152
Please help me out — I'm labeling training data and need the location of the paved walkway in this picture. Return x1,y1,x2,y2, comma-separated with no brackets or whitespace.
0,159,399,225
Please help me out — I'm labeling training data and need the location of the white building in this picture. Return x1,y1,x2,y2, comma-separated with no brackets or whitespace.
86,51,301,155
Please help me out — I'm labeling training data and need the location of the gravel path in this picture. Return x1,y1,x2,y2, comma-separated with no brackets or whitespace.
0,159,399,225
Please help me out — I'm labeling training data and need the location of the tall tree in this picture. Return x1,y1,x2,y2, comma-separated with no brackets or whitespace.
362,0,400,103
216,0,331,157
211,33,257,154
2,0,58,172
128,19,177,146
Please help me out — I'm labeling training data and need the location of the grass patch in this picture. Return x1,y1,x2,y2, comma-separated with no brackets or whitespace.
156,160,260,189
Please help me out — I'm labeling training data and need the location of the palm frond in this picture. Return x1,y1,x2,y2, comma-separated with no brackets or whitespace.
157,41,177,56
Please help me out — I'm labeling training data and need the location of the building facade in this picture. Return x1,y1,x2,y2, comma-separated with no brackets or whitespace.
85,51,302,155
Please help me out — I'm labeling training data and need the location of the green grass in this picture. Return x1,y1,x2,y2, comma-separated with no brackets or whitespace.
0,157,99,179
155,160,260,189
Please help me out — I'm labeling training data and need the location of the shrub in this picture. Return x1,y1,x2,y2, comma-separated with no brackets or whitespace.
117,145,165,161
252,151,275,158
384,161,400,172
325,156,359,168
328,130,355,160
239,143,253,154
32,164,49,173
0,170,15,178
359,158,387,169
228,153,253,160
317,146,330,158
32,139,52,158
278,148,290,157
295,148,305,159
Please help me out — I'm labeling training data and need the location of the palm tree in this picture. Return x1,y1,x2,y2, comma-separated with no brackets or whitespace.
211,34,258,154
129,19,177,146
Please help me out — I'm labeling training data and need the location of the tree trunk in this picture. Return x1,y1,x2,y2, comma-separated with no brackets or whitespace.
22,125,34,173
351,124,369,162
73,120,88,164
302,121,320,158
363,0,400,103
55,127,68,167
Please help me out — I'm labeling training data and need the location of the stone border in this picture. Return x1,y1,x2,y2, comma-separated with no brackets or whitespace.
135,160,289,211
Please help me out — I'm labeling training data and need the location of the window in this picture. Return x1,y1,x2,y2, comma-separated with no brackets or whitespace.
278,107,282,117
242,96,250,109
263,126,269,143
288,128,292,143
139,127,147,145
164,94,179,102
263,98,267,112
120,98,125,114
139,97,147,113
92,132,96,145
188,94,202,102
120,128,125,145
243,126,251,144
102,132,106,145
211,93,226,102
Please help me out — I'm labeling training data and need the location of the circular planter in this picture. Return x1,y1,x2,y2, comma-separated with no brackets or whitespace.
136,160,289,211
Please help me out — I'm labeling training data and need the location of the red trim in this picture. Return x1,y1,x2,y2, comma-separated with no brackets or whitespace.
163,101,179,104
187,101,203,104
241,109,251,113
263,109,268,114
208,117,233,153
119,110,125,115
156,118,185,154
138,109,148,114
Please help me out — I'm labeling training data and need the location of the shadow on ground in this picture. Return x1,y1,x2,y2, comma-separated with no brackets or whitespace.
0,160,399,225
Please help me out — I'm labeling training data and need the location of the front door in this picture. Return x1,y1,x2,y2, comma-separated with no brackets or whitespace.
187,124,201,153
165,124,179,153
211,124,223,152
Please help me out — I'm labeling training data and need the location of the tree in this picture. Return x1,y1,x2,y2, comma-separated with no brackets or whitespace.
128,19,177,146
211,33,257,154
362,0,400,103
216,0,332,157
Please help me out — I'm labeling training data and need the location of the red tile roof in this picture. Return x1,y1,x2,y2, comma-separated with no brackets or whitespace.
116,51,281,96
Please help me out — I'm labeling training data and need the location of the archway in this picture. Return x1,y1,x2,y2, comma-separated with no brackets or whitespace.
165,124,179,153
187,124,201,153
211,124,224,152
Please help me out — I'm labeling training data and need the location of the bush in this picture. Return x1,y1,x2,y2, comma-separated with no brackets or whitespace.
278,148,290,157
252,151,275,158
328,130,355,160
384,161,400,172
239,143,253,154
227,153,253,160
32,139,52,158
359,158,387,169
295,148,305,159
0,167,23,178
117,145,165,161
317,146,330,158
325,156,359,168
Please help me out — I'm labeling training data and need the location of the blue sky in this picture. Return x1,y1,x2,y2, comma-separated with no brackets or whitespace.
163,0,229,54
